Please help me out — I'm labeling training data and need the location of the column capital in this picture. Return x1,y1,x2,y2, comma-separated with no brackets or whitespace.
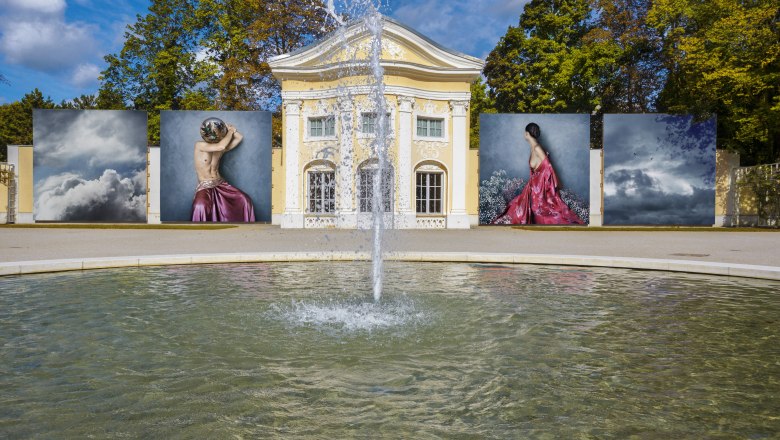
337,96,353,112
449,100,469,117
397,95,415,113
283,100,303,115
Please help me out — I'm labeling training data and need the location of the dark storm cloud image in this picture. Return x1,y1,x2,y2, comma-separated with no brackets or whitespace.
160,111,273,222
603,114,716,225
479,113,590,225
33,110,148,221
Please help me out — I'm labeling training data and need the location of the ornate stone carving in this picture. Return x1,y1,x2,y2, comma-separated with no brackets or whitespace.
357,39,404,59
305,216,337,228
449,100,470,117
415,140,447,159
284,100,302,115
416,217,446,229
397,96,415,113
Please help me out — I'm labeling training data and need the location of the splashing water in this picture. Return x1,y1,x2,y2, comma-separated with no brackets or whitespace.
271,296,429,334
323,1,392,302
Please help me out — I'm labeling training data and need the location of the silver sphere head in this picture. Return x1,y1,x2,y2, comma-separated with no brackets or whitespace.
199,117,228,143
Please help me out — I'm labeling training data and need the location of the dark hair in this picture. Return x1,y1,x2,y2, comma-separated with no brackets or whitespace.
525,123,540,139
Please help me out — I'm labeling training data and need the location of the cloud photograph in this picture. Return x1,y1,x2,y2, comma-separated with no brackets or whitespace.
33,109,147,221
603,114,717,226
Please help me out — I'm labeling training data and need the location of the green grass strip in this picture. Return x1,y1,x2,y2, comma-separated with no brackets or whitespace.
0,223,237,230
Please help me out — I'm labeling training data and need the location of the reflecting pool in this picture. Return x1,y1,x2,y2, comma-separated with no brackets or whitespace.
1,262,778,438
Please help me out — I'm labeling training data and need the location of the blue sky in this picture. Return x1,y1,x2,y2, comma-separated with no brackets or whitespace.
0,0,529,104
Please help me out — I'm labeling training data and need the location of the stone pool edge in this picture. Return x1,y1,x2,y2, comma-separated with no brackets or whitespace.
1,252,779,281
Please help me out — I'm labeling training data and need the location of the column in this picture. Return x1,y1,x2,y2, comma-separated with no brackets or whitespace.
337,97,357,228
588,149,604,226
396,95,415,229
448,100,470,229
282,100,304,228
146,146,161,224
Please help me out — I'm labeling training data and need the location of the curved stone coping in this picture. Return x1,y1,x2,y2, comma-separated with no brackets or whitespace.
1,252,779,281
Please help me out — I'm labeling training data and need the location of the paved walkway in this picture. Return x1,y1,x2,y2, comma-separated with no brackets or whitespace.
1,225,779,279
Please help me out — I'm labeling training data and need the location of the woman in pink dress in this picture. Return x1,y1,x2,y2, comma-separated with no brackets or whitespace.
492,123,584,225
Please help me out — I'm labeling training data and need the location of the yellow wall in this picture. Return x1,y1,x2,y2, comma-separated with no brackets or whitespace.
0,180,7,214
715,150,740,216
19,147,33,214
467,149,479,216
1,146,33,217
272,147,285,215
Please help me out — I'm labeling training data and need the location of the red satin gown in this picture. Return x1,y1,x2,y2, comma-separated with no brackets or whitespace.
492,155,584,225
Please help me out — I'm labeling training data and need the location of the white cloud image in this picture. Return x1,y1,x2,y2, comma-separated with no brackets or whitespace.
34,110,147,171
34,169,146,221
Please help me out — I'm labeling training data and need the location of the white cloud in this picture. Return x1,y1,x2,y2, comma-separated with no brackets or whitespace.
34,169,146,221
35,111,146,169
0,0,65,15
71,63,101,87
0,0,98,73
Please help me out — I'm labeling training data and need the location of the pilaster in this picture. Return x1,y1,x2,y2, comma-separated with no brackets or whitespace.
282,100,304,228
448,100,470,229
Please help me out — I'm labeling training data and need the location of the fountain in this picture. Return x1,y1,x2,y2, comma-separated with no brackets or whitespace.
2,2,779,438
323,1,392,302
2,262,779,437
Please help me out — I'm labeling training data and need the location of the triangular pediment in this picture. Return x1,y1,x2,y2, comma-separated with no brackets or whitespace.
269,16,484,82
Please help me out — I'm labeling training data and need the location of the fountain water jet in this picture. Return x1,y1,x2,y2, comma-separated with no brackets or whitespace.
324,1,392,302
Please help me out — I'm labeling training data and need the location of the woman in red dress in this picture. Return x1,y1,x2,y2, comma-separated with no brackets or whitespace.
492,123,584,225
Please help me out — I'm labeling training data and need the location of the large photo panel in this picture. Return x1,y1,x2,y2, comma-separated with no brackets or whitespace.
33,109,148,222
603,114,716,225
479,113,590,225
160,111,272,222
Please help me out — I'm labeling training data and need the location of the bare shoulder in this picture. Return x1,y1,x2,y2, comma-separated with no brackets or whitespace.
194,141,209,151
533,144,547,159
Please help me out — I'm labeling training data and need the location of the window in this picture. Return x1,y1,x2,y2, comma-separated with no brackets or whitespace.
416,172,442,214
359,167,393,213
360,112,392,135
309,116,335,137
308,170,335,214
361,113,377,134
417,117,443,137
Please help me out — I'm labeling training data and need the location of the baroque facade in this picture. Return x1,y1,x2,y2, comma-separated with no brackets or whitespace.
269,17,483,229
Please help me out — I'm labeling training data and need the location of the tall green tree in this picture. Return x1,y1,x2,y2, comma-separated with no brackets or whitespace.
99,0,209,144
484,0,594,113
0,89,56,161
585,0,663,112
648,0,780,164
59,94,98,109
469,78,496,149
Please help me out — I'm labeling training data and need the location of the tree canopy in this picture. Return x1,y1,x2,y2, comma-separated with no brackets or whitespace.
481,0,780,164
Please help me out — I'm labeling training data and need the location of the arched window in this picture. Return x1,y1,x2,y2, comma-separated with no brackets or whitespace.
358,159,394,213
415,162,446,215
305,161,336,214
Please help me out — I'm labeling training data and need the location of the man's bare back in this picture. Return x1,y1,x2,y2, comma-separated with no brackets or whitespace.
194,124,243,182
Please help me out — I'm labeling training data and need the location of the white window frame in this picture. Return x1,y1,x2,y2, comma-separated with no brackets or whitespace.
306,115,336,141
356,108,395,139
413,109,449,142
358,163,394,213
415,169,444,215
306,164,336,215
416,117,444,138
